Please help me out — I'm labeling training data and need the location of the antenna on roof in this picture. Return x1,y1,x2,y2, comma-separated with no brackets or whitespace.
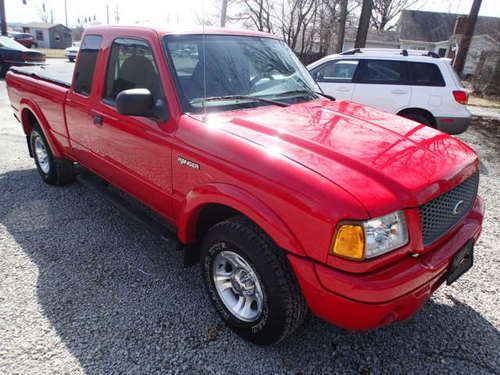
202,0,207,121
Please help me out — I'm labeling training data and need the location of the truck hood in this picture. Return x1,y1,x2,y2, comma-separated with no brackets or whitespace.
197,100,478,216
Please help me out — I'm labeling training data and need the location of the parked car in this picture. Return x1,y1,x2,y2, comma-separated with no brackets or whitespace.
0,36,45,77
8,32,37,48
64,41,80,62
5,26,483,345
308,49,471,134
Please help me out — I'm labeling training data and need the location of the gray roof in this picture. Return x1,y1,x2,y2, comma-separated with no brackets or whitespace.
399,10,500,43
23,23,69,30
344,28,400,45
399,10,457,42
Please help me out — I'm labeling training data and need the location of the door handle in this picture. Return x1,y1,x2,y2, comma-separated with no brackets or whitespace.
336,87,350,92
391,89,408,95
93,115,104,126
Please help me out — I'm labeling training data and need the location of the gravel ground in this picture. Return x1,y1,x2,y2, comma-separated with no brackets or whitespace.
0,75,499,374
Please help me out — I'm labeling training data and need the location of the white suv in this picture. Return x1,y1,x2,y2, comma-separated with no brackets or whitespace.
308,49,471,134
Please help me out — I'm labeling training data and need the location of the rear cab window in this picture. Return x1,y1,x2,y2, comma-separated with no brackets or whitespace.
355,59,406,84
311,60,359,82
73,35,102,96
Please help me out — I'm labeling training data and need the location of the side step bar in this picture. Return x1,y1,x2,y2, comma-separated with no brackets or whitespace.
75,168,199,267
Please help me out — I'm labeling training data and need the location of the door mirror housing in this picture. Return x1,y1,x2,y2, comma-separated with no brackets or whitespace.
116,88,169,122
116,88,154,117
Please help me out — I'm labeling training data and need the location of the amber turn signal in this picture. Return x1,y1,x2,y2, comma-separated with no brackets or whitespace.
332,225,365,260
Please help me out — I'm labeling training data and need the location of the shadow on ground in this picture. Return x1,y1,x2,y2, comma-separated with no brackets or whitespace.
1,168,499,374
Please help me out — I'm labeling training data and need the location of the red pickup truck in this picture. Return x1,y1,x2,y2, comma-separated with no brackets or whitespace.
6,26,484,345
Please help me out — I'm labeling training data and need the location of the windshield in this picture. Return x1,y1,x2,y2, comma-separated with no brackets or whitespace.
164,34,320,113
0,36,29,51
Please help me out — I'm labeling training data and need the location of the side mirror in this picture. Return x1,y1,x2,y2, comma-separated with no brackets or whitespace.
116,88,154,118
116,88,169,122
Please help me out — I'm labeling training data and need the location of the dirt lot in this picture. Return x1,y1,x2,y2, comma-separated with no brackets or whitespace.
0,74,499,374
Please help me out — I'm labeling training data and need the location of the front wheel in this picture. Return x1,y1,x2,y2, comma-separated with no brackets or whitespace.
30,126,74,185
201,217,308,345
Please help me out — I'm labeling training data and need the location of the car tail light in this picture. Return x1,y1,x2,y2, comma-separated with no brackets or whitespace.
453,90,468,105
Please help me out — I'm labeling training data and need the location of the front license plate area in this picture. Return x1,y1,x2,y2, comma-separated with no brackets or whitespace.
446,240,474,285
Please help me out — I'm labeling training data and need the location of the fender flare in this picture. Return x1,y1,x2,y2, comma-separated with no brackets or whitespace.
177,183,306,256
19,98,64,159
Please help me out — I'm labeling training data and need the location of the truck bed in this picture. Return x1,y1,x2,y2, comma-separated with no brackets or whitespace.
9,64,74,88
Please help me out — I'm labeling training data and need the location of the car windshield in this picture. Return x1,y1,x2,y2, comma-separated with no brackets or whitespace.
164,34,320,113
0,36,29,50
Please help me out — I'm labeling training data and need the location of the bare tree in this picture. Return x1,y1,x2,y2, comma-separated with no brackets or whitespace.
336,0,348,52
453,0,483,76
355,0,373,48
279,0,317,52
235,0,274,32
371,0,419,30
220,0,229,27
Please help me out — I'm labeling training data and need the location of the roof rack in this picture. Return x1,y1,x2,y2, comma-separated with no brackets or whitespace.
339,48,440,58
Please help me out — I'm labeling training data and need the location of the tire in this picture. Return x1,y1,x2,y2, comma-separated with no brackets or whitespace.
0,65,7,78
69,58,75,62
30,125,74,185
400,111,434,128
201,216,308,345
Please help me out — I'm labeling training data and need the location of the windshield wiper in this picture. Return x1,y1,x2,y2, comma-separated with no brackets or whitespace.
192,95,289,107
274,89,335,101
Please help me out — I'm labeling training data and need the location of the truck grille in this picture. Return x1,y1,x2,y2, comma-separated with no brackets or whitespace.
419,172,479,246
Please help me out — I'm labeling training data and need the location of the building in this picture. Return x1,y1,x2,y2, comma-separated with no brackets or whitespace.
340,10,500,76
399,10,500,76
21,23,72,49
343,28,400,51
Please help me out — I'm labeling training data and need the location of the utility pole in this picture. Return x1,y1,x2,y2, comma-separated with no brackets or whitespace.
106,4,110,24
354,0,373,48
336,0,348,53
0,0,7,36
115,3,120,24
64,0,68,27
453,0,482,76
220,0,228,27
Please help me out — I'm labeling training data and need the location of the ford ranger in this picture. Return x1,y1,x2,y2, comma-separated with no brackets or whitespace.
5,26,484,345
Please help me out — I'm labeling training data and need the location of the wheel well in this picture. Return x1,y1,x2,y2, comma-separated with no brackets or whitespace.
397,108,436,128
182,203,242,267
21,109,37,157
21,108,37,135
195,203,241,241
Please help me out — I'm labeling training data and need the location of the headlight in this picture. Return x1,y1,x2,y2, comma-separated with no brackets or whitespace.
332,211,408,260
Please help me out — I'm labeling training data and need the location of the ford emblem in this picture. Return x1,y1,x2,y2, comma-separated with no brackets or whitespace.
453,200,465,215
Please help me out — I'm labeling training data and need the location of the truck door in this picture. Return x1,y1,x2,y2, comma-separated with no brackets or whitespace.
351,59,411,113
65,35,103,169
91,37,175,219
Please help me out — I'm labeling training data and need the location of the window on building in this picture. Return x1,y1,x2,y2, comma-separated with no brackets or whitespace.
74,35,102,96
438,48,447,57
103,38,161,103
35,31,44,41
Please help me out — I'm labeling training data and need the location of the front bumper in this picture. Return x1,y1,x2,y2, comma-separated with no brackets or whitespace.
289,197,484,331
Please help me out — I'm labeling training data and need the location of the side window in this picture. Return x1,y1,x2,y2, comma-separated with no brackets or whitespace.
74,35,102,96
409,62,445,87
312,60,359,82
356,60,405,84
103,38,161,103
